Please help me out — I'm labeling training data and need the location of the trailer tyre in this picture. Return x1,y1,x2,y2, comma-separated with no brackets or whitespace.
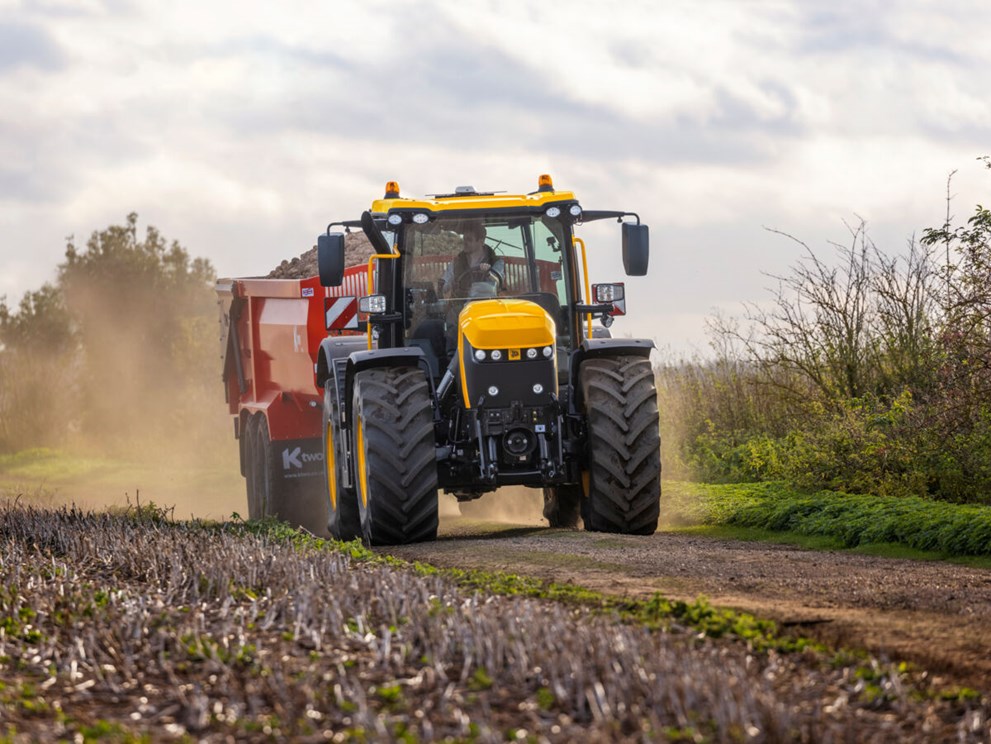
352,366,438,545
579,356,661,535
244,416,264,519
324,383,361,540
252,417,278,519
542,485,581,529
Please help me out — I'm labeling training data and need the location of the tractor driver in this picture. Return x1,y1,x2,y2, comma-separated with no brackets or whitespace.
439,221,505,298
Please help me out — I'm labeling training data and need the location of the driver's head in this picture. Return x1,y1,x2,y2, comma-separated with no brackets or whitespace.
462,221,486,248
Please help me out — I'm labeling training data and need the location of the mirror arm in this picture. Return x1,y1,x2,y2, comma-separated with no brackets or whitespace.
326,219,364,233
578,210,641,225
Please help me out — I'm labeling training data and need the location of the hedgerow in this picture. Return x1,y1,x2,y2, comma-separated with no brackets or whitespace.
659,158,991,504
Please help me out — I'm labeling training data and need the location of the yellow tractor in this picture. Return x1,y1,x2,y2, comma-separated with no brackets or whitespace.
316,175,660,544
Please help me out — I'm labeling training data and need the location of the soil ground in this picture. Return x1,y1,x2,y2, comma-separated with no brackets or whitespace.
387,505,991,694
6,460,991,695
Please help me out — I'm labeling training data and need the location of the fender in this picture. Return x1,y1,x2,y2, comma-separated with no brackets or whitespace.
344,346,428,424
569,337,655,412
316,336,367,391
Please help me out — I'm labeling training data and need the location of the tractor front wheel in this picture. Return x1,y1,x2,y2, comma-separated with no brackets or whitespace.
351,366,439,545
579,355,661,535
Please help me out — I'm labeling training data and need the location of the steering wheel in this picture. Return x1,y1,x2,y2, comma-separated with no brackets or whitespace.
451,266,503,295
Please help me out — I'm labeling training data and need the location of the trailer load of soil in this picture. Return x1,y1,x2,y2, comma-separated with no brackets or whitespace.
267,232,376,279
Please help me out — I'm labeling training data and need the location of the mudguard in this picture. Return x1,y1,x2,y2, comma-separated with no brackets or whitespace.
569,337,655,410
316,337,367,388
344,346,428,423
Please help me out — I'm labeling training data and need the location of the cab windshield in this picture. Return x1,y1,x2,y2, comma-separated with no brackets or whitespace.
401,214,571,360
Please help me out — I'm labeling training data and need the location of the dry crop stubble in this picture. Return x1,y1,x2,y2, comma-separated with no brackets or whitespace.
0,504,989,741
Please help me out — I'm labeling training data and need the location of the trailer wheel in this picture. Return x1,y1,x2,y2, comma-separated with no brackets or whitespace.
253,416,277,519
352,366,438,545
579,356,661,535
249,416,330,535
542,485,581,528
324,383,361,540
244,416,263,519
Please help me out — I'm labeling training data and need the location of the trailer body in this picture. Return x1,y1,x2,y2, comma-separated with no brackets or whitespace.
216,269,366,532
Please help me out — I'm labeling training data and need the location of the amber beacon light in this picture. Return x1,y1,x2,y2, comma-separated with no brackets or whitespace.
384,181,401,198
537,174,554,192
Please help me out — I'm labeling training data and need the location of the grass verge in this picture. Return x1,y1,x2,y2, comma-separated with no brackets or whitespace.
0,447,242,519
664,480,991,559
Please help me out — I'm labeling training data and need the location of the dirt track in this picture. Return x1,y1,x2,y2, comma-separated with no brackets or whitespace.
386,513,991,692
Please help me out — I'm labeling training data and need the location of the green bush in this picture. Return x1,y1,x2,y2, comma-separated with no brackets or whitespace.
776,392,928,499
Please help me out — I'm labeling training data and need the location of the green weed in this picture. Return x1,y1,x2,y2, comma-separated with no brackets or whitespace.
663,480,991,558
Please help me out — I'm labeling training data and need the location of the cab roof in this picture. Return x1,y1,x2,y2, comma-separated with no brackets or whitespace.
369,178,578,216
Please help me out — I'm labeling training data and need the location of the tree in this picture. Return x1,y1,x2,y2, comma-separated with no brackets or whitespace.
742,220,884,405
0,284,77,449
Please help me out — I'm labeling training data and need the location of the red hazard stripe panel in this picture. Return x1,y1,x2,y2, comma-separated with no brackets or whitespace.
325,297,358,330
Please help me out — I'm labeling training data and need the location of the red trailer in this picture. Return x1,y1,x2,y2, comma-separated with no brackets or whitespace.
216,267,367,535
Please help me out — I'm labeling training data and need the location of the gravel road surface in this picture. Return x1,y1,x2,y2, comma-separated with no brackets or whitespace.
385,513,991,691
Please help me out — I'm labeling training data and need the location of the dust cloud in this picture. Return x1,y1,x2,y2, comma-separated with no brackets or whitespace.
0,288,245,520
453,486,546,525
0,433,244,521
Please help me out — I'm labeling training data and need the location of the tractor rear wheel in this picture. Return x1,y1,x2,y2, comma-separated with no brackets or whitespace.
542,485,581,528
324,383,361,540
579,356,661,535
351,366,438,545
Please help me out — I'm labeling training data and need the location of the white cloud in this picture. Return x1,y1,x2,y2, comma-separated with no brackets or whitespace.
1,0,989,352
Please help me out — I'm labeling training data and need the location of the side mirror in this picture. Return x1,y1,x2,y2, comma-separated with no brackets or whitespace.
317,233,346,286
621,223,649,276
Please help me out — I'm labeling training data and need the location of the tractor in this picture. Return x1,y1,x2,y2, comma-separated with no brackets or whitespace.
315,175,660,545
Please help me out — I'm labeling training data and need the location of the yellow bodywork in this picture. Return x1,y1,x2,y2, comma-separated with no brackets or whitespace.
370,188,577,215
458,299,556,350
457,299,556,409
356,419,368,508
325,416,337,510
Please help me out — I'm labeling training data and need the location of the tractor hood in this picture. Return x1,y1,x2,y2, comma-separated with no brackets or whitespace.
455,299,558,410
457,299,556,350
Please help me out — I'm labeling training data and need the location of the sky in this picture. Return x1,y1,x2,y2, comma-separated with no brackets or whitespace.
1,0,989,355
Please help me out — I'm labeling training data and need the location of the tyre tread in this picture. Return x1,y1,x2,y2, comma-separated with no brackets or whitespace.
354,366,438,545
